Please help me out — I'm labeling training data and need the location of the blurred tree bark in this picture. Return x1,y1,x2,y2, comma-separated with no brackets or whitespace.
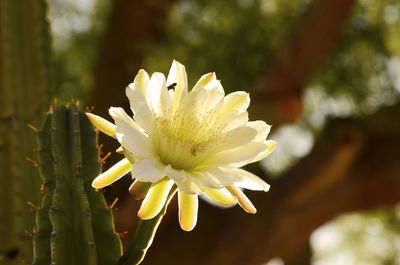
252,0,356,127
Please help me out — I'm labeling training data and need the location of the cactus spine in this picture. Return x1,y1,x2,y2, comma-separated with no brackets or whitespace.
0,0,52,262
33,105,122,265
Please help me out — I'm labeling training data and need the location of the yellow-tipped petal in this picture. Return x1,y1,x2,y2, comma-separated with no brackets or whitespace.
86,113,117,138
203,187,237,206
254,140,278,161
92,158,132,188
227,185,257,214
192,72,216,91
178,192,198,232
138,178,174,220
129,180,152,200
115,146,124,154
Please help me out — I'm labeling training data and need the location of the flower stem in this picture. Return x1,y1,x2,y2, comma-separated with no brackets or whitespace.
118,185,178,265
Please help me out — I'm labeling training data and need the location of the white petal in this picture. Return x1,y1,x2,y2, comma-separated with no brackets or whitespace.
192,72,216,91
200,141,270,168
109,107,152,158
126,69,150,112
189,167,239,189
246,121,271,142
175,173,203,194
202,80,225,107
148,72,166,114
133,104,154,137
221,91,250,114
202,167,242,186
190,171,223,189
165,165,187,183
227,168,270,191
181,79,224,115
159,82,174,117
248,140,277,163
218,110,249,133
131,158,166,182
167,60,188,108
212,126,257,153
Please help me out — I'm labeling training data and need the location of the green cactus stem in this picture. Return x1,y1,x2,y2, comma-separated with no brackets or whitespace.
0,0,52,263
118,186,178,265
32,105,122,265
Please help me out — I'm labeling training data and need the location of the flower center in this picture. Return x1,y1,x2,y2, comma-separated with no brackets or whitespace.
155,106,223,170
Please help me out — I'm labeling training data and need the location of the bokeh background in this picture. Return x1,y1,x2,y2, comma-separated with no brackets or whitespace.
2,0,400,264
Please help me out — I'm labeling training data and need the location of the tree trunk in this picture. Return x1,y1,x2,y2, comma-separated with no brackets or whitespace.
252,0,356,127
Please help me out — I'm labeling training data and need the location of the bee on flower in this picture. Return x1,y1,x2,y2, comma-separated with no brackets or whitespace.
87,60,277,231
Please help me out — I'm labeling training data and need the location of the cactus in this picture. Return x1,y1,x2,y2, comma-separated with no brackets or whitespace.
33,105,122,265
0,0,52,262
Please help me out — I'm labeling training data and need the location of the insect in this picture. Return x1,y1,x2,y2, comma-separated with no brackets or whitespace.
167,83,177,90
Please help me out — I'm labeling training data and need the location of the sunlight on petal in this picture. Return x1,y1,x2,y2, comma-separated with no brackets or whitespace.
178,192,198,231
227,185,257,214
138,178,174,220
92,158,132,188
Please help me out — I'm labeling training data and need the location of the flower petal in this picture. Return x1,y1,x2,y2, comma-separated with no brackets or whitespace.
178,192,198,231
228,168,270,191
133,103,155,137
190,171,223,189
126,69,150,112
246,120,271,142
192,72,216,91
131,158,166,183
248,140,277,163
148,72,166,114
165,165,187,183
191,167,242,189
181,79,224,116
86,113,116,138
126,70,155,133
176,173,203,194
212,125,257,153
167,60,188,108
129,180,152,200
200,141,269,168
109,107,152,158
218,110,249,133
138,178,174,220
227,185,257,214
92,158,132,188
202,187,237,206
221,91,250,114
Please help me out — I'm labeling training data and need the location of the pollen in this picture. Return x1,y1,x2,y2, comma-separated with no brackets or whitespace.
155,105,223,170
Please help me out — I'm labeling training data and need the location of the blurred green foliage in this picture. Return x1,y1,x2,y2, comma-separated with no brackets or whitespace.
312,206,400,265
49,0,110,104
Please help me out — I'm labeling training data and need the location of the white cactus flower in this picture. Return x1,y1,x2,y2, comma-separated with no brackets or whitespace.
87,60,277,231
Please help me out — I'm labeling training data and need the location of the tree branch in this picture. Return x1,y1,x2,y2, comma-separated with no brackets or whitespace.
252,0,356,126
